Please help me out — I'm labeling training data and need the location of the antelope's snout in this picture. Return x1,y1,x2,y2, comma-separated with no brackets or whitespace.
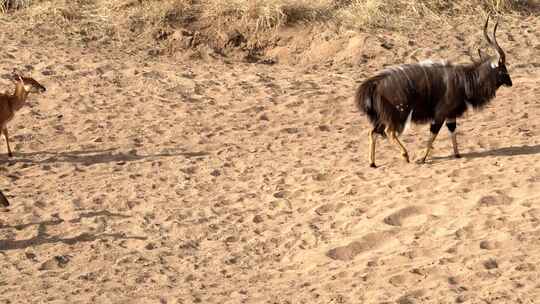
503,75,513,87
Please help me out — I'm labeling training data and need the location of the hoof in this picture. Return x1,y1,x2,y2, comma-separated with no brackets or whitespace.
7,153,12,158
402,154,410,163
369,163,377,168
415,158,427,165
454,153,462,159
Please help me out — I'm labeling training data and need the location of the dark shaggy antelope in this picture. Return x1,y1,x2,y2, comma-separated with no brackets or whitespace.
0,70,46,157
356,14,512,168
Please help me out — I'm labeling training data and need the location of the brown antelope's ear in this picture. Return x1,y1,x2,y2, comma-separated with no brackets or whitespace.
11,68,23,83
9,75,22,84
490,58,500,69
12,68,22,76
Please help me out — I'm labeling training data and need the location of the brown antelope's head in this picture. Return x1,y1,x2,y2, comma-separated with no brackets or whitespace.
479,14,512,88
11,70,46,94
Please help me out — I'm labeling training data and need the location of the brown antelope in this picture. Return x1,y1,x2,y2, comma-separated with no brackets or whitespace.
355,14,512,168
0,70,46,157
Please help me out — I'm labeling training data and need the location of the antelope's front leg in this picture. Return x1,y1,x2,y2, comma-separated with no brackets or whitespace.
418,121,443,164
3,127,12,157
446,118,461,158
368,128,377,168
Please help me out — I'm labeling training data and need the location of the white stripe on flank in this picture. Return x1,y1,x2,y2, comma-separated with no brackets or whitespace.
402,110,414,134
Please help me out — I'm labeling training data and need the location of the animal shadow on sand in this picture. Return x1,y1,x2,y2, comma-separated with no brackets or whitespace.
0,210,146,251
4,148,209,166
431,144,540,161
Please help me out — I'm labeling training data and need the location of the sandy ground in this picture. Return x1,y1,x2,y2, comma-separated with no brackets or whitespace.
0,12,539,304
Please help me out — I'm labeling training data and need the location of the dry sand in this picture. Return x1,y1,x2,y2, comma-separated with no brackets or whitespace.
0,12,539,304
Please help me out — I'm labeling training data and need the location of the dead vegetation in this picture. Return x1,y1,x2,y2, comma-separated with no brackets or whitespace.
0,0,31,12
1,0,537,61
5,0,536,27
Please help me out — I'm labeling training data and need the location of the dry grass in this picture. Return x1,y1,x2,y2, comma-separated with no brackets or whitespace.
5,0,536,32
334,0,537,30
198,0,535,31
1,0,536,56
0,0,31,12
201,0,335,31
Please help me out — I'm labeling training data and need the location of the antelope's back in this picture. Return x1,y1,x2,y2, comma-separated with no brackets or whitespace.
375,62,454,122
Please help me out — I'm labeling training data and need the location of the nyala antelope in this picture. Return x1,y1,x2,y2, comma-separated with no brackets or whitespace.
355,14,512,168
0,70,46,157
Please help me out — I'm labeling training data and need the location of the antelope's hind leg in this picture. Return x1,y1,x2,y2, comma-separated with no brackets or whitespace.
418,121,443,164
368,125,386,168
385,127,410,163
3,127,12,157
446,119,461,158
368,128,377,168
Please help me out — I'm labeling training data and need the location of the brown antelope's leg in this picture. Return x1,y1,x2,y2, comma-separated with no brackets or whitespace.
3,127,12,157
393,133,410,163
419,121,443,163
368,129,377,168
420,134,437,163
0,190,9,207
446,119,460,158
451,133,460,158
385,127,410,163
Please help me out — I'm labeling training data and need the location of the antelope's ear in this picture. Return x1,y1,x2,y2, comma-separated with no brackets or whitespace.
9,74,20,83
477,49,489,61
10,68,23,83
